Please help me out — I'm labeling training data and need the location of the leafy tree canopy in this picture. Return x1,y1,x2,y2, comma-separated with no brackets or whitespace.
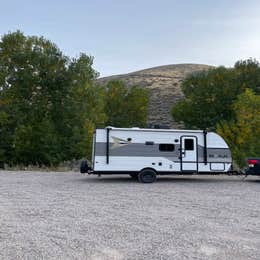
103,80,149,128
0,31,103,165
0,31,149,167
217,89,260,167
172,59,260,130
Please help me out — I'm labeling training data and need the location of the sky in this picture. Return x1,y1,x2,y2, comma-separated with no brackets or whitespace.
1,0,260,77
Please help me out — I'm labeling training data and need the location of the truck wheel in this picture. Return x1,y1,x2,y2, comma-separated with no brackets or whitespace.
80,160,89,173
138,169,157,183
129,173,138,180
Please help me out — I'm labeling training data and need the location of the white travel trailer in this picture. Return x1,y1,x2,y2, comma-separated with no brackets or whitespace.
80,126,233,183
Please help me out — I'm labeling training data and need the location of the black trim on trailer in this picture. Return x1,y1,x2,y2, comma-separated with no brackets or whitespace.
173,161,231,163
93,130,97,171
106,128,110,164
94,171,139,175
203,130,207,165
92,171,230,175
96,128,204,134
207,147,230,150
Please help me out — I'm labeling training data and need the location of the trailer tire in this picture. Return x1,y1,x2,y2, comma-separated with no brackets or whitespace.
138,168,157,183
80,160,89,174
129,173,138,180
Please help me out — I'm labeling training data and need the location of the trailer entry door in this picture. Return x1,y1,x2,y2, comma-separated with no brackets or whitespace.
180,136,198,172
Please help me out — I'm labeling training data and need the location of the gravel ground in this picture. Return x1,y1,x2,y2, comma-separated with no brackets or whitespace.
0,171,260,260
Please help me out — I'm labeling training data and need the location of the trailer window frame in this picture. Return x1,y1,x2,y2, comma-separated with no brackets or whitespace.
159,143,175,152
184,138,194,151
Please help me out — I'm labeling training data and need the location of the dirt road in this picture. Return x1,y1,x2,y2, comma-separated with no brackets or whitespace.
0,171,260,259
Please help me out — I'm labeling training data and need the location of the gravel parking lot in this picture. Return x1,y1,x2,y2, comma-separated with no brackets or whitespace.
0,171,260,260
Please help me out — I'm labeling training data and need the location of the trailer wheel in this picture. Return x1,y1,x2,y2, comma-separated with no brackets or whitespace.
80,160,89,173
129,173,138,180
138,169,157,183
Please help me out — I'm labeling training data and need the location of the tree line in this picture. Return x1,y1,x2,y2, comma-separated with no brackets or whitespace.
172,60,260,167
1,31,259,168
0,31,148,167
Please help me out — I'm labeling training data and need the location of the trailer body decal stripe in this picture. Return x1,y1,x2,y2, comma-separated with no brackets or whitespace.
94,142,232,163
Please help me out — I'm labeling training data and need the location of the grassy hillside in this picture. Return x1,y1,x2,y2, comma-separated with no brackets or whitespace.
98,64,212,128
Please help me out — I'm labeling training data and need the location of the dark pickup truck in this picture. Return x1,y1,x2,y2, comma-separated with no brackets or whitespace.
245,158,260,175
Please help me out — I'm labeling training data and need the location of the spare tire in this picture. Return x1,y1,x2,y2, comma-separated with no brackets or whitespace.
80,160,89,173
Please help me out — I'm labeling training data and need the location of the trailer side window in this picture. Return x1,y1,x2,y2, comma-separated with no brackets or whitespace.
184,139,194,150
159,144,175,152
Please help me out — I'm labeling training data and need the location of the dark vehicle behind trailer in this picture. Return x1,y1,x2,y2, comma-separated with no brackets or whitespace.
246,158,260,176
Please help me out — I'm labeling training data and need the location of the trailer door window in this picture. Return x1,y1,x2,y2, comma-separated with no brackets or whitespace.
159,144,175,152
184,139,194,150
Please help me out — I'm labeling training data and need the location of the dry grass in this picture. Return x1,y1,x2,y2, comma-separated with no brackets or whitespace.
3,159,80,172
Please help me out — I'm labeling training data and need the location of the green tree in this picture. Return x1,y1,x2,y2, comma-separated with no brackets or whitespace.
104,80,149,127
217,89,260,167
0,31,104,166
125,86,149,127
234,58,260,94
172,67,240,129
0,110,10,166
61,53,106,159
172,59,260,130
0,31,67,165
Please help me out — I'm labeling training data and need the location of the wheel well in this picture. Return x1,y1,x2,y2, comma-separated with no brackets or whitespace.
140,167,157,174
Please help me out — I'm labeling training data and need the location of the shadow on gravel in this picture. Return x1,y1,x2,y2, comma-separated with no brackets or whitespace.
76,175,248,184
244,178,260,183
77,176,136,184
156,177,244,183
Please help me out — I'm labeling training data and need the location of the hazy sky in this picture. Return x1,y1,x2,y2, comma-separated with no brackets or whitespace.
1,0,260,76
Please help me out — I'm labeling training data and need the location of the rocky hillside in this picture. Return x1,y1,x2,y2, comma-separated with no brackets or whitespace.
98,64,211,128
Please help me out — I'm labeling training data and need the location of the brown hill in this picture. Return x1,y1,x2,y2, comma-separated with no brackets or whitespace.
98,64,212,128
